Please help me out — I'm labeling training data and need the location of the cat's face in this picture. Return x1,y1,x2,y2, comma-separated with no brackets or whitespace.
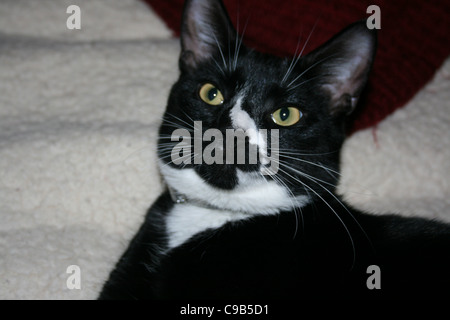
158,0,376,214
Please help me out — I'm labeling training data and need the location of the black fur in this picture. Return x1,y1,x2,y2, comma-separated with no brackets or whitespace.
100,192,450,299
99,0,450,299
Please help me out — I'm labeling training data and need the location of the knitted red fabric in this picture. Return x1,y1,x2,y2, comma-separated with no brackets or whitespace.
143,0,450,133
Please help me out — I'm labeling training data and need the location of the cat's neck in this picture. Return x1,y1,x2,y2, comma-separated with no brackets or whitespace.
165,201,250,249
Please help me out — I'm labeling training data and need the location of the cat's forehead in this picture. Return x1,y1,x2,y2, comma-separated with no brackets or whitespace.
238,52,291,83
195,50,290,87
200,52,297,99
235,54,308,103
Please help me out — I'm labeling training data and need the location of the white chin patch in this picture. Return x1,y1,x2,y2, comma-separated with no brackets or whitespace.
159,162,309,215
229,94,270,164
160,162,310,249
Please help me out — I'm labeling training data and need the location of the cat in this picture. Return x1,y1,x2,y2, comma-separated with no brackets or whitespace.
99,0,450,299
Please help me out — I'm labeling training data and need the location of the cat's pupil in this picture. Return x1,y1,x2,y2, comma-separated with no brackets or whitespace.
280,107,290,121
208,88,218,101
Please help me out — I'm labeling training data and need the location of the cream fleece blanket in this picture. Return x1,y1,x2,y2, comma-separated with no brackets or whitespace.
0,0,449,300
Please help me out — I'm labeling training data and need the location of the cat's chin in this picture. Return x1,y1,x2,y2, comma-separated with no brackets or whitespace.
195,163,239,190
158,161,310,215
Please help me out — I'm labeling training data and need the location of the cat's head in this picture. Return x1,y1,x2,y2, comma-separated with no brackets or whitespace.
158,0,376,214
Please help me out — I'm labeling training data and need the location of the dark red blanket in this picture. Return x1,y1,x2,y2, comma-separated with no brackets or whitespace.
144,0,450,132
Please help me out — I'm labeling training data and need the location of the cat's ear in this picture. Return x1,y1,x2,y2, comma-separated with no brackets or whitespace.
305,21,377,115
179,0,236,71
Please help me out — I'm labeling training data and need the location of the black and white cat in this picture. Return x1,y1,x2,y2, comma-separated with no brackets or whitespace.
99,0,450,299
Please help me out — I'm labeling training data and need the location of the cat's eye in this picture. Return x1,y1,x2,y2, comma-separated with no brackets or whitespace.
271,107,303,127
199,83,224,106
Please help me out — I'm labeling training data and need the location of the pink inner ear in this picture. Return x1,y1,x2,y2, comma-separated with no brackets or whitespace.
327,54,374,109
181,7,214,63
145,0,450,133
180,0,237,70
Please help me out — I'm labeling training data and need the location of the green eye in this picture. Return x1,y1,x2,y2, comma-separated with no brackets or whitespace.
271,106,302,126
199,83,224,106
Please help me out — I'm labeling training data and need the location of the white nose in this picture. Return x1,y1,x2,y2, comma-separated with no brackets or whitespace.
227,93,280,174
229,95,267,153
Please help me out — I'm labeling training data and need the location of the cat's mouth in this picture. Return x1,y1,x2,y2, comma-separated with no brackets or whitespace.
165,141,276,191
193,149,265,190
194,163,239,190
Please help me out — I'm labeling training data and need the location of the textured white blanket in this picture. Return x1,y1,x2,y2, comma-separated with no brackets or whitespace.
0,0,448,299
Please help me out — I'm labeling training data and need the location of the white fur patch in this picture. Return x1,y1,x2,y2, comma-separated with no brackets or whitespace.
229,94,269,164
160,164,307,214
166,203,248,249
160,163,309,249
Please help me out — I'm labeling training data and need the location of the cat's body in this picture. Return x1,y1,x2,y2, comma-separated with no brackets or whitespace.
99,0,450,299
100,191,450,299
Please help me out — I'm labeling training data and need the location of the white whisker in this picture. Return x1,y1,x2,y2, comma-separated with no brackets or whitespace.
281,34,303,85
264,165,304,239
287,53,338,89
274,163,356,268
282,20,318,85
278,161,374,262
279,153,342,177
163,112,195,130
211,32,228,72
233,18,249,71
